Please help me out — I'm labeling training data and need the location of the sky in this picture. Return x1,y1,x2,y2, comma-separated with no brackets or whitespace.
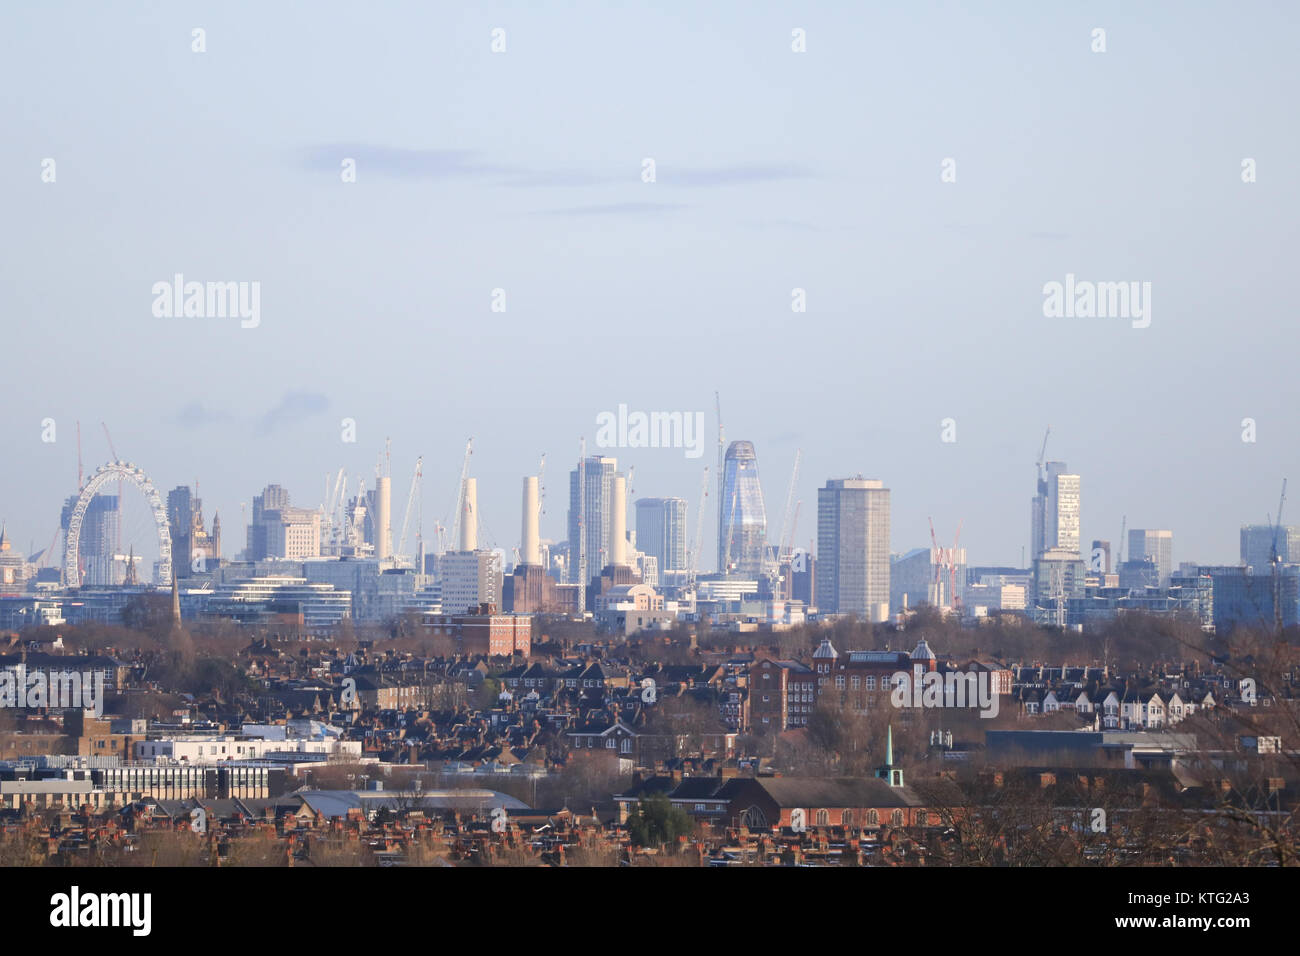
2,1,1298,572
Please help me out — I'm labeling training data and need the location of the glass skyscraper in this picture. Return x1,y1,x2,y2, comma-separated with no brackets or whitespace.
718,441,768,577
636,497,688,575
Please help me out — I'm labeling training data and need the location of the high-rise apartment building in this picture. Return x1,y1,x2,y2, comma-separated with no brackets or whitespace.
635,497,688,576
718,441,767,578
62,493,120,586
440,549,504,615
567,456,617,583
817,478,890,621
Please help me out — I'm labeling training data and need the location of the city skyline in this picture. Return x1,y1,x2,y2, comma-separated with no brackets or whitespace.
3,3,1298,573
18,430,1294,583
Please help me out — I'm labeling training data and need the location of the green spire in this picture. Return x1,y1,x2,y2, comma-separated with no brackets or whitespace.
885,724,893,766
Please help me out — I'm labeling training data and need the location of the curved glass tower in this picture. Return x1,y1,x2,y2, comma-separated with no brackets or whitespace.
718,441,767,577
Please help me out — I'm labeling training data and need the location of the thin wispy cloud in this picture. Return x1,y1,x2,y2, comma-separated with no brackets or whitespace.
302,144,611,187
170,402,232,428
540,201,687,217
257,390,330,435
303,145,513,180
667,163,814,187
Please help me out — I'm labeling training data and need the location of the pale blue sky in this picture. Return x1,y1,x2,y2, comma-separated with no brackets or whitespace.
2,1,1297,569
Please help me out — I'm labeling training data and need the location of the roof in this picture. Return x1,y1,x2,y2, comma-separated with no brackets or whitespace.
730,776,924,809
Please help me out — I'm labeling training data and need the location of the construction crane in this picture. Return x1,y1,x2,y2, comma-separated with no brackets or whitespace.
928,517,945,605
721,476,739,575
689,466,710,586
1116,515,1127,568
1271,478,1288,632
396,456,423,563
777,449,801,563
537,452,547,533
349,477,368,550
1035,426,1051,484
949,520,964,611
448,438,473,552
101,422,123,561
715,391,725,573
785,500,801,564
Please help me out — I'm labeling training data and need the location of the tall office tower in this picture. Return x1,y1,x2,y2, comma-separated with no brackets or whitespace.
1031,462,1081,559
817,478,890,621
62,492,120,586
718,441,768,577
610,474,628,566
1128,529,1173,586
265,508,322,560
1241,524,1300,573
567,456,617,582
636,497,688,576
247,484,291,561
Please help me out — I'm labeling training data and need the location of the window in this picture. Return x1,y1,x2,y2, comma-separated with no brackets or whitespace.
867,809,878,825
835,676,845,689
842,810,852,826
865,676,876,690
851,676,860,690
815,809,829,826
892,810,904,826
605,737,615,748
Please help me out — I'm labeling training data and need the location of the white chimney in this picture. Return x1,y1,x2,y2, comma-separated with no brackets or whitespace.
460,477,477,552
521,476,540,566
611,474,627,566
375,475,392,559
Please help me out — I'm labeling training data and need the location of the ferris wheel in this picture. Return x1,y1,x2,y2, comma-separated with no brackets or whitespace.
63,460,173,587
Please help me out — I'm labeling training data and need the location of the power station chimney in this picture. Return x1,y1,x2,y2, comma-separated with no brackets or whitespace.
521,476,540,566
460,478,478,551
611,473,627,566
375,475,392,559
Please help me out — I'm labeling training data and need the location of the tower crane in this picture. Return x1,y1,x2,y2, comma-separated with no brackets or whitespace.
777,449,801,563
949,520,965,611
537,452,547,536
101,422,124,560
715,391,725,572
1271,478,1288,632
689,466,710,586
396,457,423,564
785,500,801,564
